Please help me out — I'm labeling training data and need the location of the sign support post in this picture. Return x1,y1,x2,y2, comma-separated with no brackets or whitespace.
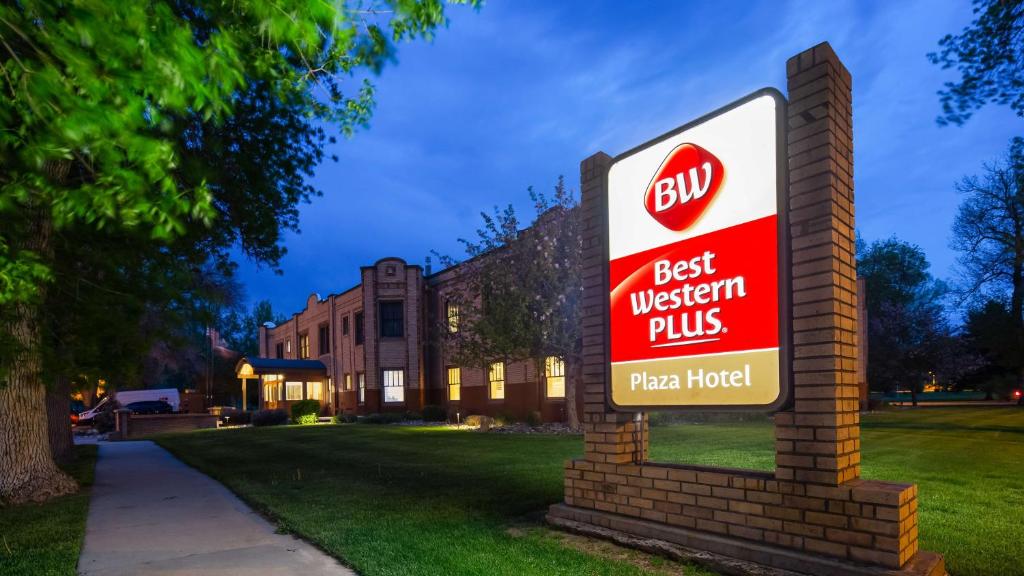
549,43,944,575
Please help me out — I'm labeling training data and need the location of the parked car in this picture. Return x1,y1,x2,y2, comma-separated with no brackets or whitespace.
78,388,181,424
124,400,174,415
1013,389,1023,405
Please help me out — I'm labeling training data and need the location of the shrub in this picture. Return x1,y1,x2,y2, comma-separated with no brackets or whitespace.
361,412,404,424
464,414,485,427
493,411,516,427
333,412,358,424
291,400,321,425
526,410,542,426
252,409,288,427
421,404,447,422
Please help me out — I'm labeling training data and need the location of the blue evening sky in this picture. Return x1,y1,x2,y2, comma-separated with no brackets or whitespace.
237,0,1021,316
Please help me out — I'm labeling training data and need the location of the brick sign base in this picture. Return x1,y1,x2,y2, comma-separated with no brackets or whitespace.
548,43,944,576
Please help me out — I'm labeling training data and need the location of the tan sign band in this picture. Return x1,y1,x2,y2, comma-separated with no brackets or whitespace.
611,348,780,407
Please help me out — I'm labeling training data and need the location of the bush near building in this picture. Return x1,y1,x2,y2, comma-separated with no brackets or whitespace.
290,400,321,425
252,409,288,427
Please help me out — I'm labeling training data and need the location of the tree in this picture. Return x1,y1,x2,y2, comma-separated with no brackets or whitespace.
857,238,950,403
929,0,1024,125
961,299,1021,398
220,300,287,358
436,178,583,429
950,138,1024,389
0,0,476,504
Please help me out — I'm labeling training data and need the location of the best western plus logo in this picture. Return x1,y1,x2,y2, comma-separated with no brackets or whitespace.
606,90,786,409
643,143,724,231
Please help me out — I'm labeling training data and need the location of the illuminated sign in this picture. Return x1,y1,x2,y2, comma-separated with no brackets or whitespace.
607,89,789,410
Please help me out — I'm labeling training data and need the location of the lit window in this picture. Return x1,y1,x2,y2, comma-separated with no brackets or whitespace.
285,381,303,401
382,369,404,403
446,301,460,333
447,367,461,401
545,356,566,399
286,339,292,353
357,372,365,405
299,334,310,359
345,374,352,391
489,362,505,400
307,381,322,401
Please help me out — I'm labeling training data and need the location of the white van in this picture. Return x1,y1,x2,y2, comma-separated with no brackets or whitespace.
78,388,181,423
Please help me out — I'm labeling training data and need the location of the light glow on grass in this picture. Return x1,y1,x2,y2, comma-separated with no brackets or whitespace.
157,408,1024,576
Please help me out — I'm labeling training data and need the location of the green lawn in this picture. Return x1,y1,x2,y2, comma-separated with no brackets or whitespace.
157,407,1024,576
0,445,98,576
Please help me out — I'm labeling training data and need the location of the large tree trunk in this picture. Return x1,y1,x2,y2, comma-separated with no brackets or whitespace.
46,375,74,465
0,208,77,504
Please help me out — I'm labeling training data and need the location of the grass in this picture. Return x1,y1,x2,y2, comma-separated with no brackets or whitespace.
0,445,98,576
156,407,1024,576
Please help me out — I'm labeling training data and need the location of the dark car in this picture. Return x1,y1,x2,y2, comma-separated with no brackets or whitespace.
125,400,174,415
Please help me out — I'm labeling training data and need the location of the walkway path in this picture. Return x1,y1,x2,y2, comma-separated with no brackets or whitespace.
78,441,354,576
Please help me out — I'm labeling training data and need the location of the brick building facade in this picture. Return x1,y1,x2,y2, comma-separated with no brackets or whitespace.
246,256,582,421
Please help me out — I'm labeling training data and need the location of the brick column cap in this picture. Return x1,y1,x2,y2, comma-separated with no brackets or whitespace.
787,42,852,87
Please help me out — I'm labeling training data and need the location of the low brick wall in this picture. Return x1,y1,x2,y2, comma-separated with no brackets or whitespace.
117,413,219,439
562,459,917,568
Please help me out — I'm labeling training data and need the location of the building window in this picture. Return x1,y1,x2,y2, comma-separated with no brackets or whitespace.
354,312,364,345
285,381,303,401
446,301,460,333
344,374,352,391
298,333,310,359
286,339,292,354
275,342,284,359
357,372,365,405
545,356,566,399
342,315,350,336
318,324,330,355
379,301,404,338
307,381,323,401
489,362,505,400
447,367,461,401
382,369,404,403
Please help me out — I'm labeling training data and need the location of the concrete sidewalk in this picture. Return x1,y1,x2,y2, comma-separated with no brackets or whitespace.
78,441,354,576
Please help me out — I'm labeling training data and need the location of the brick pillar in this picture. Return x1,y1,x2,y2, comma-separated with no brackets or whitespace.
775,42,861,486
578,152,647,465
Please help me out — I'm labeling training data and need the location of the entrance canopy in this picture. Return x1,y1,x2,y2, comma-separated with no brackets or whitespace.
236,357,329,411
235,357,327,378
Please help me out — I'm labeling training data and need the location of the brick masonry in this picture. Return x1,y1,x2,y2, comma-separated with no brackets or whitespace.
552,43,936,572
114,411,219,439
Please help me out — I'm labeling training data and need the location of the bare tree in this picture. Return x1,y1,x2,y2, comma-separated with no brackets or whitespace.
435,178,582,429
951,137,1024,388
